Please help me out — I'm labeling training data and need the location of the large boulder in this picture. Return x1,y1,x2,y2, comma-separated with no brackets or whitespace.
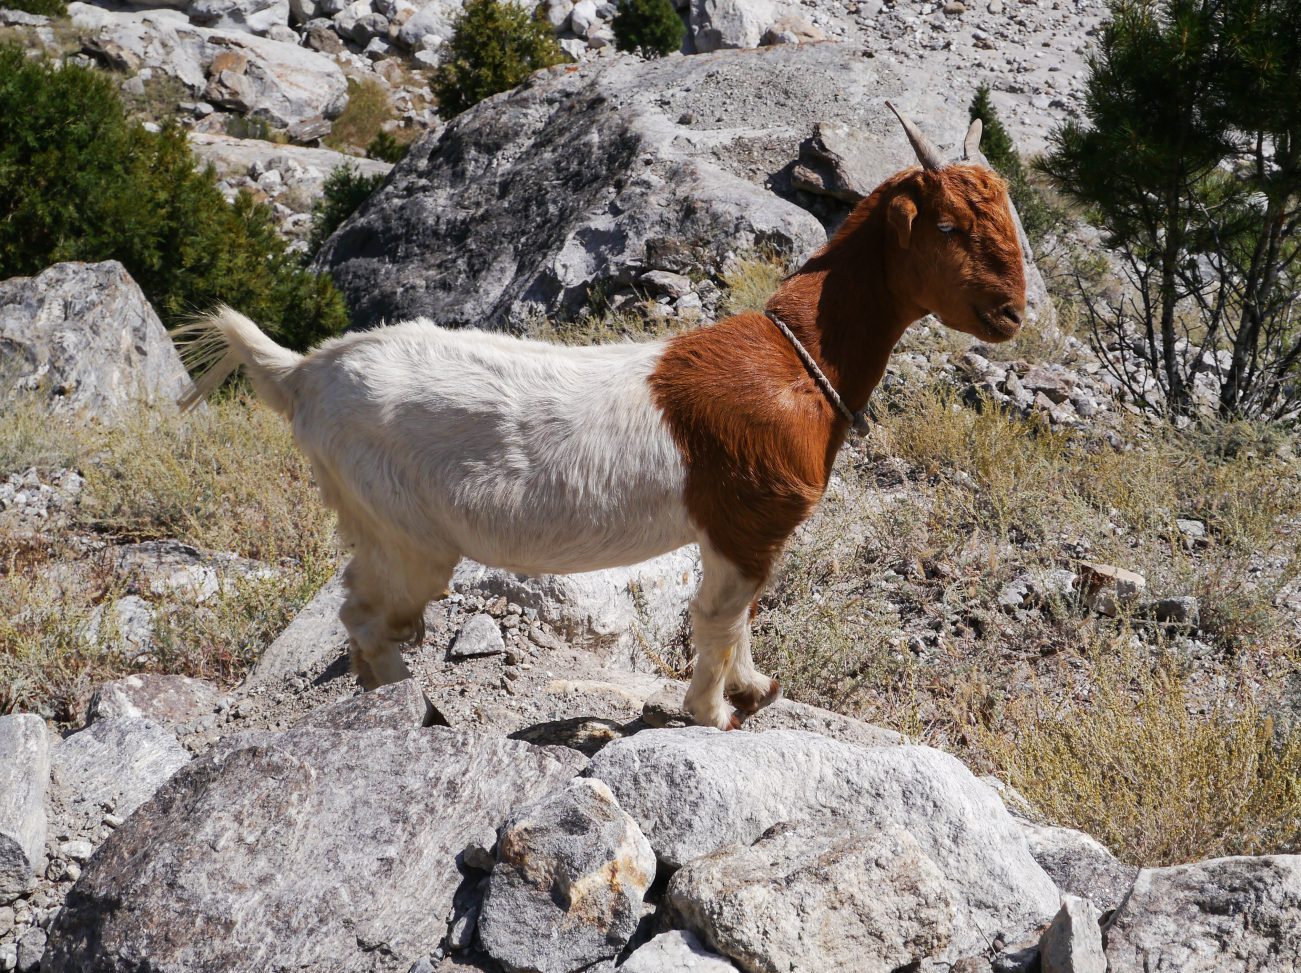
588,728,1056,952
690,0,779,52
478,778,655,973
0,262,189,416
586,728,1060,950
316,43,1050,332
69,4,348,127
1019,820,1137,914
0,715,50,901
1105,855,1301,973
43,727,586,973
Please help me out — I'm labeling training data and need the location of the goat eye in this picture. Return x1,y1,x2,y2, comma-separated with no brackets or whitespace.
938,222,956,234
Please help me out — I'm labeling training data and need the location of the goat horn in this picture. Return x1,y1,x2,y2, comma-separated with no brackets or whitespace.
963,118,983,161
885,100,946,171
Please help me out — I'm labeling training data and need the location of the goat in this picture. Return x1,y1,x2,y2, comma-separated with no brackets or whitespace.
174,106,1027,730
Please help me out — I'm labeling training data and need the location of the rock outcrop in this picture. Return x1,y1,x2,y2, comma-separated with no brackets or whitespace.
0,262,189,416
316,43,1051,332
69,4,348,127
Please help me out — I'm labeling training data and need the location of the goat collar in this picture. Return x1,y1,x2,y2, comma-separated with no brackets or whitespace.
763,309,873,436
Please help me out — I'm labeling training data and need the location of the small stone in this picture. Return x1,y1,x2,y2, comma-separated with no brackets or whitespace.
62,862,82,883
461,827,498,871
943,0,966,14
988,0,1004,10
640,270,693,299
1152,596,1199,629
447,903,478,950
59,840,93,862
449,614,505,659
0,905,14,937
1077,562,1146,616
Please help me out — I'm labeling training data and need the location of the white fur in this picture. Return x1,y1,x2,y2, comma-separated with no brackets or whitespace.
175,309,775,727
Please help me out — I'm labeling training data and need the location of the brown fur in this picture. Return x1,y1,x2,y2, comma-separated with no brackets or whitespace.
650,164,1026,582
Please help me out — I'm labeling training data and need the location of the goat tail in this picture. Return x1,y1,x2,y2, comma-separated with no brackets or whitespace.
171,305,303,417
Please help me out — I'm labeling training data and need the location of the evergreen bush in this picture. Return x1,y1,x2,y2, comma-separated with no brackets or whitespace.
967,84,1060,249
308,165,387,257
430,0,566,119
613,0,685,58
0,45,348,352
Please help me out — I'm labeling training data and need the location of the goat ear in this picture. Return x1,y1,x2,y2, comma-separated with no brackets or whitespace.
888,194,918,249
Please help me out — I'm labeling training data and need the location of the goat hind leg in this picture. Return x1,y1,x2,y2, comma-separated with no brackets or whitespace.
725,625,780,718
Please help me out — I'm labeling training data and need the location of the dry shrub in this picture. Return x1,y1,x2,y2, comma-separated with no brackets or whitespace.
720,252,788,315
977,644,1301,865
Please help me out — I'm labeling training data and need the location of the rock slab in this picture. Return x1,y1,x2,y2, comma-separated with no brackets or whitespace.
478,778,655,973
44,727,586,973
1039,895,1105,973
1105,855,1301,973
87,674,221,729
667,820,960,972
0,715,50,900
0,261,189,416
50,717,191,831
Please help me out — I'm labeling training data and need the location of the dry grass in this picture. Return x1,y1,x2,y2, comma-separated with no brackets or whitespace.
0,392,338,721
752,381,1301,863
720,252,789,315
324,77,393,155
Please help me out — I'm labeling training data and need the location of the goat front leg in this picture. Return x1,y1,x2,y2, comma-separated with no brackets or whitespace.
685,547,764,730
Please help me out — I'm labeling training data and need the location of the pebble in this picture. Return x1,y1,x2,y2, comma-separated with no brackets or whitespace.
60,840,93,862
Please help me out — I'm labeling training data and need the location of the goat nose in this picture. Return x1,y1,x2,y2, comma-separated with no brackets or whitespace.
1000,304,1025,327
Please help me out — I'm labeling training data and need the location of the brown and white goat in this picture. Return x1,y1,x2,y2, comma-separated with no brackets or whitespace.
176,106,1027,730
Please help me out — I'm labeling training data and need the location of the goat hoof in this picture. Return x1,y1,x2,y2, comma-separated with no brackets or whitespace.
727,677,782,717
725,712,743,731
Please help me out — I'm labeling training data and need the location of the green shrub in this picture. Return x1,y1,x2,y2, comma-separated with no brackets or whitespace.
309,164,387,257
7,0,65,15
366,130,407,163
0,44,348,351
967,84,1061,249
613,0,684,58
431,0,566,119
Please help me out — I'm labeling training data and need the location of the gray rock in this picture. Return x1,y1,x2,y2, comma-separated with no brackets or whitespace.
478,778,655,973
1039,895,1105,973
68,4,348,127
187,0,290,34
0,943,14,973
1021,366,1075,404
318,45,1008,332
243,570,349,688
113,539,276,603
87,674,221,729
690,0,776,51
292,678,444,731
0,261,189,417
450,614,506,659
1105,855,1301,973
44,727,587,973
396,0,530,49
1151,595,1199,628
621,931,737,972
451,550,696,666
0,715,50,900
1019,821,1137,914
15,929,44,973
49,718,190,831
81,596,155,655
668,820,963,971
588,729,1059,948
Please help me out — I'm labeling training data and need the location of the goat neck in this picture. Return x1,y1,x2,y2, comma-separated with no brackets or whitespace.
764,183,918,425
